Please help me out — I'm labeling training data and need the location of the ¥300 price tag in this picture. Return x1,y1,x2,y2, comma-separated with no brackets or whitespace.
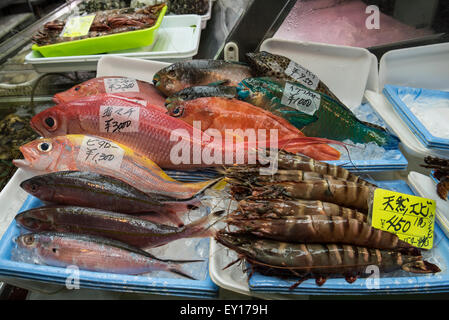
62,14,96,38
371,189,436,249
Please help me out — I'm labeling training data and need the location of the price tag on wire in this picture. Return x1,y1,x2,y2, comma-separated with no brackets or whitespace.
61,14,96,38
370,189,436,249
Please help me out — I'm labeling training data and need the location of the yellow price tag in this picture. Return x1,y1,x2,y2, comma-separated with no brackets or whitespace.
62,14,96,38
371,188,436,249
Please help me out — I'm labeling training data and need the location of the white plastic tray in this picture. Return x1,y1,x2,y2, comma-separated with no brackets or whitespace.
367,42,449,160
260,38,379,109
24,15,202,73
407,171,449,241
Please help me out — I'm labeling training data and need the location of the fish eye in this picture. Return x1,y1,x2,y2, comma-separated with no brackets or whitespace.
23,235,34,245
44,117,56,128
74,86,80,91
168,70,176,78
37,142,52,152
30,183,38,192
170,106,184,117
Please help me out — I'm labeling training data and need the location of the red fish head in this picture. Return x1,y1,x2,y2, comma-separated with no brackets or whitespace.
13,137,67,172
15,208,55,232
31,106,68,137
53,78,103,104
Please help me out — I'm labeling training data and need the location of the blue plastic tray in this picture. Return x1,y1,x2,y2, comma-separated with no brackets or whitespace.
384,85,449,150
248,180,449,295
0,196,218,298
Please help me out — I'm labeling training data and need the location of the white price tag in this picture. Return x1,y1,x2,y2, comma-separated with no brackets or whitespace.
99,105,140,133
77,136,125,171
104,78,140,94
284,61,320,90
281,82,321,115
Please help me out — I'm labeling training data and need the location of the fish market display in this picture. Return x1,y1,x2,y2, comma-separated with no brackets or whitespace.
53,76,166,109
13,134,219,200
238,77,399,148
32,4,166,46
16,206,222,249
421,156,449,200
165,85,238,105
166,97,341,160
30,94,338,168
215,158,440,287
153,60,254,96
15,232,199,278
246,51,342,104
215,232,439,287
20,171,201,226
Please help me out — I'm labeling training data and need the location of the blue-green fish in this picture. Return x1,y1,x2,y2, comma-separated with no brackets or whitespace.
237,77,399,149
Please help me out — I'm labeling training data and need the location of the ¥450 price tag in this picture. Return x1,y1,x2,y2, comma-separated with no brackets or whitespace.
371,189,436,249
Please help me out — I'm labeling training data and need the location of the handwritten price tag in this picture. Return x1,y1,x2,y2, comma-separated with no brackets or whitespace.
284,61,320,90
281,82,321,115
77,136,125,171
99,105,140,133
371,189,436,249
62,14,96,38
104,78,139,93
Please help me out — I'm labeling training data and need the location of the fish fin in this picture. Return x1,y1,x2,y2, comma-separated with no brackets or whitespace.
183,210,226,238
168,266,198,280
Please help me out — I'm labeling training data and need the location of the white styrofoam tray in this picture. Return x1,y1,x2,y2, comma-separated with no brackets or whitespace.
367,42,449,160
24,15,202,73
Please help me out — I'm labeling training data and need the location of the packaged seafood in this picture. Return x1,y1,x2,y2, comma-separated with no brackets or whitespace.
31,4,167,57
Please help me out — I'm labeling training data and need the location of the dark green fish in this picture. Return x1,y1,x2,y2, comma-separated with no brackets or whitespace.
15,232,201,278
246,51,342,104
237,77,399,148
16,206,224,249
153,60,253,96
165,85,238,105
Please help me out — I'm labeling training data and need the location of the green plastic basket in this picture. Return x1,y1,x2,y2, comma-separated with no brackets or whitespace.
32,5,167,58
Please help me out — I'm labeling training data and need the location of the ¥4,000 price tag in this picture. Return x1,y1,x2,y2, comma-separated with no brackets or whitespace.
62,14,96,38
371,188,436,249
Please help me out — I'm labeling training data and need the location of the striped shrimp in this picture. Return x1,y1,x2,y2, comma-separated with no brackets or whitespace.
274,150,375,186
215,231,440,287
235,199,368,222
232,179,375,212
224,167,374,187
225,215,413,250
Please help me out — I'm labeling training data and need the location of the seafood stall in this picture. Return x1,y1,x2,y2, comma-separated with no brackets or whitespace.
0,0,449,302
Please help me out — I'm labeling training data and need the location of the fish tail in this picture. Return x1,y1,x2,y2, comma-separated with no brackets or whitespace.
167,265,198,280
182,210,226,238
187,177,226,198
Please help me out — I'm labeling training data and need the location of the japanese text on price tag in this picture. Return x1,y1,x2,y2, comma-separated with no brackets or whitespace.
104,78,139,93
61,14,96,38
284,61,320,90
281,82,321,115
99,105,140,133
371,189,436,249
77,136,125,171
